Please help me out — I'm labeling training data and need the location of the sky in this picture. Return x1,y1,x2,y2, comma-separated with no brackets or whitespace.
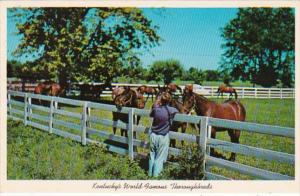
7,8,238,71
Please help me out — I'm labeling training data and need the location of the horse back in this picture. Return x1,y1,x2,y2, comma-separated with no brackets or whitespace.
213,101,246,122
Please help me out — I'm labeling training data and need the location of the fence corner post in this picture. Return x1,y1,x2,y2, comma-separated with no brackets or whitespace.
199,116,209,173
81,101,88,145
128,108,134,159
24,93,28,126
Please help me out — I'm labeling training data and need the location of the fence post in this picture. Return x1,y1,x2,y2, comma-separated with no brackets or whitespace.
28,95,32,120
211,87,214,98
268,89,271,98
280,88,283,99
242,88,245,98
81,101,88,145
293,88,295,98
86,104,91,139
128,108,134,159
199,117,209,173
8,93,11,116
254,88,257,98
49,97,54,134
24,93,28,126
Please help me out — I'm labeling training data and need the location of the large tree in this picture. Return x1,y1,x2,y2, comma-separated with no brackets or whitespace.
220,8,295,87
10,8,160,86
148,59,184,84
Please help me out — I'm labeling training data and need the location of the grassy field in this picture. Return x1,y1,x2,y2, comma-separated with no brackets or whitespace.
7,96,295,179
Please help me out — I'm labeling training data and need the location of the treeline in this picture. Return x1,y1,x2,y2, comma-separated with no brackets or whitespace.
7,59,224,85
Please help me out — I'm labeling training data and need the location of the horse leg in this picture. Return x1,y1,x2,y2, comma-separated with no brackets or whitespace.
210,128,226,159
112,112,117,135
228,129,240,161
181,122,187,147
121,129,128,137
209,129,217,157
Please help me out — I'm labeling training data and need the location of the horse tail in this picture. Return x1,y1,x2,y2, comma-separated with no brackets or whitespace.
233,89,238,99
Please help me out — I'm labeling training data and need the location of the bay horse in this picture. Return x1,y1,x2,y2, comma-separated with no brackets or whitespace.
34,81,65,105
217,84,238,99
113,87,145,137
182,87,246,161
157,83,182,99
137,85,157,102
112,86,126,100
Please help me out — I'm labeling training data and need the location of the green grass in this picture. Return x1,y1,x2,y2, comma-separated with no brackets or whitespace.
7,120,148,180
7,97,295,180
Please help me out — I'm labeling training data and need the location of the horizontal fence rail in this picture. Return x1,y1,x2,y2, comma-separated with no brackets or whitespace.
7,81,295,99
7,90,295,180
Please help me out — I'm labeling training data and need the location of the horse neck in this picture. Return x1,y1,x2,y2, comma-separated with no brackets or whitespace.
170,99,184,113
194,93,213,116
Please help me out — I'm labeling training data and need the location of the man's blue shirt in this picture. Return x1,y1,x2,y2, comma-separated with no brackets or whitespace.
150,104,179,136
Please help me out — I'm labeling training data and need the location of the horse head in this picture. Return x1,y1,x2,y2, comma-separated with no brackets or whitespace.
114,87,145,110
182,89,196,114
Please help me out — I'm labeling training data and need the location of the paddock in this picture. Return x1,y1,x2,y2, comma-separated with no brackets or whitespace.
7,90,295,180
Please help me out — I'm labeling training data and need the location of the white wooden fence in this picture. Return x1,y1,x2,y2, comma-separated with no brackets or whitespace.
7,90,295,180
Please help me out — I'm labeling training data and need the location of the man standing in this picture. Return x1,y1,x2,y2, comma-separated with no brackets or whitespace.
148,92,178,177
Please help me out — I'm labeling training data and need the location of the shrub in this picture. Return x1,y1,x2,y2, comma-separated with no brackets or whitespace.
161,143,205,180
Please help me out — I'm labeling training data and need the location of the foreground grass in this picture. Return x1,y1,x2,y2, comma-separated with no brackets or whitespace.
7,120,148,180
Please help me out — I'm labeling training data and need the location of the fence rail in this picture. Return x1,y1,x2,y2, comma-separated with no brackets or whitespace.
7,82,295,99
7,90,295,180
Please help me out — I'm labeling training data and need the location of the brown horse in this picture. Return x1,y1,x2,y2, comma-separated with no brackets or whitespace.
34,81,65,106
137,85,157,102
113,87,145,137
78,83,108,99
217,84,238,99
112,86,126,100
182,87,246,161
34,81,64,96
157,83,182,99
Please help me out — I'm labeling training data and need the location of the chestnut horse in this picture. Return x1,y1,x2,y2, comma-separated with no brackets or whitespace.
112,86,126,100
113,87,145,137
137,85,157,102
34,81,65,105
183,86,246,161
217,84,238,99
157,83,182,98
34,81,65,96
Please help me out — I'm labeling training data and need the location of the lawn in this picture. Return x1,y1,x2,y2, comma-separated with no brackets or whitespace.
7,96,295,179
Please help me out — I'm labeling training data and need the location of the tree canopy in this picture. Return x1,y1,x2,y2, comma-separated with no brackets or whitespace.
220,8,295,87
147,59,184,84
10,8,160,86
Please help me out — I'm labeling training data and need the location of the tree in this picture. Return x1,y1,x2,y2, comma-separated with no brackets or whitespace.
10,8,160,86
220,8,295,87
204,70,220,81
7,60,22,78
148,59,184,84
181,67,205,84
122,63,148,83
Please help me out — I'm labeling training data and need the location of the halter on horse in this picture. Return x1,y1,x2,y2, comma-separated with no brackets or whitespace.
182,86,246,161
113,87,145,137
